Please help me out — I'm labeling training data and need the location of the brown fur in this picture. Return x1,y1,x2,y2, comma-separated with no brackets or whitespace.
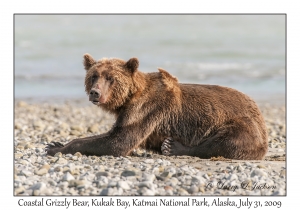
45,54,268,160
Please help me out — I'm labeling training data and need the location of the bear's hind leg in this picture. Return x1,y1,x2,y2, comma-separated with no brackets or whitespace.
199,118,268,160
162,117,268,160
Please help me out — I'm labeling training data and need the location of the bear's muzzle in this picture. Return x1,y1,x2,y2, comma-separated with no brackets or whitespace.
89,88,101,105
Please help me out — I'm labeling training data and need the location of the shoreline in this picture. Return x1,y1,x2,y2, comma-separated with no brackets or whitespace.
14,100,286,196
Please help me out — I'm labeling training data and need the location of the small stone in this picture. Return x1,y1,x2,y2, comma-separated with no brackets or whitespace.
41,164,50,170
88,124,99,133
96,171,111,178
24,143,33,149
58,181,69,189
47,179,57,186
70,130,81,136
142,173,156,182
68,179,87,188
14,153,23,159
96,176,109,187
33,190,40,196
167,177,179,187
62,172,75,181
178,188,189,195
49,157,58,163
74,152,82,157
35,147,44,153
20,170,32,177
272,189,285,196
54,166,62,172
251,169,268,177
65,154,73,158
157,171,173,181
257,164,266,169
280,169,286,177
143,159,154,164
41,134,51,143
59,130,68,137
15,186,25,195
60,122,69,130
164,186,173,191
33,121,45,131
30,182,46,191
54,152,62,158
189,185,199,194
71,125,84,132
108,181,117,188
237,164,244,172
199,187,205,193
35,168,48,176
57,157,68,165
138,181,154,190
15,123,21,129
203,174,210,180
117,181,131,190
138,188,155,196
158,166,164,173
72,156,78,161
100,188,115,196
121,170,136,177
228,174,238,181
63,166,70,173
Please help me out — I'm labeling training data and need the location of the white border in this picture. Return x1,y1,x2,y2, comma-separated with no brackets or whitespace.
2,0,297,209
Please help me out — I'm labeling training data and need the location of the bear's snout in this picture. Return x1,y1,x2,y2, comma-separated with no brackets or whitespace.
89,88,101,105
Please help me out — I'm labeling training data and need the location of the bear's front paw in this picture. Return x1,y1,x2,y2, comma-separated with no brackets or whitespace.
45,141,64,156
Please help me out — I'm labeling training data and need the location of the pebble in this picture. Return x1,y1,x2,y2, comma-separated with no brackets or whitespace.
14,101,286,196
117,181,131,190
251,169,268,177
35,168,48,176
121,170,137,177
20,170,33,177
62,172,75,181
88,124,99,133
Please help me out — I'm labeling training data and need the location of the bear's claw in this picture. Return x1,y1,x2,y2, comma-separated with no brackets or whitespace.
45,141,64,153
161,137,191,156
161,137,174,156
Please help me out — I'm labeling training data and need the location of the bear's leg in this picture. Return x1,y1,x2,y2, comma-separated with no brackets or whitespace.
162,117,268,160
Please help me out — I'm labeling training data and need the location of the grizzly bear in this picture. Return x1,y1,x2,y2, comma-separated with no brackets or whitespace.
45,54,268,160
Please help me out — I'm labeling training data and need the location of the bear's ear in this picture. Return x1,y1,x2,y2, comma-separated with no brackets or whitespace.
83,53,96,70
158,68,178,90
125,57,139,73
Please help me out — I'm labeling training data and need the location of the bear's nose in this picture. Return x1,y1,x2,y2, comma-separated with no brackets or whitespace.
90,88,100,99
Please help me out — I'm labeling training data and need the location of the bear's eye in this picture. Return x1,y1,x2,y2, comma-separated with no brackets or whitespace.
91,75,97,83
107,76,114,83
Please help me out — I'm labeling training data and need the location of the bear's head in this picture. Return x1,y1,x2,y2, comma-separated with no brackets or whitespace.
83,53,143,112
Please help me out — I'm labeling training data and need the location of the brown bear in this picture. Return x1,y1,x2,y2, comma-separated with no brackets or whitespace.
45,54,268,160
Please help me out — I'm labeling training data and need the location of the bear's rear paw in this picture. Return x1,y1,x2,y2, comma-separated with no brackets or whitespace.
161,137,191,156
45,141,64,156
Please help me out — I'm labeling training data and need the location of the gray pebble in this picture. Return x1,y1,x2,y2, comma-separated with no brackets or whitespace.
121,170,137,177
62,172,75,181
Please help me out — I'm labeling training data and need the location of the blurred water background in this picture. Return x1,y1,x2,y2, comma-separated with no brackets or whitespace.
15,15,285,104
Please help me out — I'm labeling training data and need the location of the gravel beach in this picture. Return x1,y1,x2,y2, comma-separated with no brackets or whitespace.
14,99,286,196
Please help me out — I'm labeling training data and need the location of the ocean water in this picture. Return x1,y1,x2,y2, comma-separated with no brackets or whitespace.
15,15,285,103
